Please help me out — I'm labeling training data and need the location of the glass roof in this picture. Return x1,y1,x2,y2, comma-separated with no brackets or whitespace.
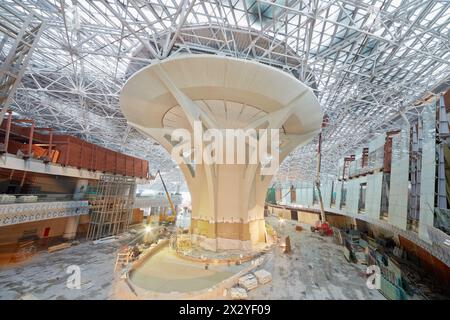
0,0,449,191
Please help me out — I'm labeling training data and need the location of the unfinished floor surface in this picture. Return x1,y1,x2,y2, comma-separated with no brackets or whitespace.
0,239,127,300
0,217,387,300
248,216,385,300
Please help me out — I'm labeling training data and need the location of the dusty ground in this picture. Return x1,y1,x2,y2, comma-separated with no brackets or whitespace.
247,216,385,300
0,237,130,300
0,217,385,300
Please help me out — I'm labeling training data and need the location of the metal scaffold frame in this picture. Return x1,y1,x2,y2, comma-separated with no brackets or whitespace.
86,174,137,240
408,117,423,230
436,94,449,210
0,13,45,122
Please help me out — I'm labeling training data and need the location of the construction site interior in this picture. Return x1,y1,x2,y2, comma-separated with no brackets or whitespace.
0,0,449,302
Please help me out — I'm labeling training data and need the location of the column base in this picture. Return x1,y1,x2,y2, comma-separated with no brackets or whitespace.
190,218,266,251
192,234,253,251
62,216,80,240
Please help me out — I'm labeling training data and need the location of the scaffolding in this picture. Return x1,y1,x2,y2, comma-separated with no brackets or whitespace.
436,94,449,210
435,94,450,234
380,173,390,220
0,14,45,123
407,116,423,232
86,175,136,240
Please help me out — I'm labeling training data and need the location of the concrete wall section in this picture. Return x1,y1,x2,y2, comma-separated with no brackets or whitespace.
281,188,290,205
306,185,314,207
322,180,333,208
0,217,70,244
295,182,314,207
335,181,342,210
366,172,383,220
388,129,410,230
346,178,360,215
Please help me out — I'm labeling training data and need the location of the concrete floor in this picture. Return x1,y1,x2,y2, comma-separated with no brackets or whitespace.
247,216,385,300
0,217,385,300
0,238,128,300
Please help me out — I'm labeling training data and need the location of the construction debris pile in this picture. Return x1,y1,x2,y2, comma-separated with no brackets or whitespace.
334,226,450,300
254,269,272,285
230,269,272,300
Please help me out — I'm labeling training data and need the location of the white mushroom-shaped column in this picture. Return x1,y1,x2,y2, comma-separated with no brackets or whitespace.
120,55,322,251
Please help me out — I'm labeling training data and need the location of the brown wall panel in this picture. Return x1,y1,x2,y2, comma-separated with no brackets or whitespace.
125,156,134,177
81,142,94,170
399,236,450,289
133,158,142,177
94,146,107,172
2,124,149,178
116,154,126,176
142,161,148,178
105,149,117,173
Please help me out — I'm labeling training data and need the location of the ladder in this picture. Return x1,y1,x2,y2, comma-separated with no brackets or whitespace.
0,14,45,123
155,170,177,217
155,170,184,249
114,251,132,272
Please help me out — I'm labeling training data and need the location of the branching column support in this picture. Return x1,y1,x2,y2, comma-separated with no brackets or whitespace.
315,131,326,223
316,115,329,223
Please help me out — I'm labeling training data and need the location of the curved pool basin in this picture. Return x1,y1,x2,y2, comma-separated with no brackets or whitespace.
129,247,247,293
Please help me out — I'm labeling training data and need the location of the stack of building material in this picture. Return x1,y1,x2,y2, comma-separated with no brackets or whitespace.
19,293,38,300
48,242,71,253
393,246,404,258
343,246,351,262
380,276,407,300
92,236,117,245
16,195,38,203
354,250,367,265
253,269,272,284
238,274,258,291
0,194,16,204
333,227,344,245
230,287,248,300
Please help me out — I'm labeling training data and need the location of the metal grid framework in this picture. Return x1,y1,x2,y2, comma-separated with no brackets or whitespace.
0,0,449,191
86,174,136,240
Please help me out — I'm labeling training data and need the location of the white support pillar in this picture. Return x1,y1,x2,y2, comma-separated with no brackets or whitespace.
120,55,322,251
63,179,89,240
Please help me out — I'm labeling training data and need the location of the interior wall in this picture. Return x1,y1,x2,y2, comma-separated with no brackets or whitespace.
366,172,383,220
322,180,333,208
335,181,342,209
76,215,90,237
399,235,450,290
388,129,409,230
0,217,69,245
281,188,290,205
296,182,313,207
131,208,144,225
325,214,355,229
0,168,81,194
346,178,360,215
